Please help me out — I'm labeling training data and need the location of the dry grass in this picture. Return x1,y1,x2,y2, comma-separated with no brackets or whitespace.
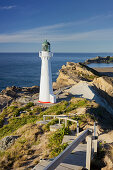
0,123,46,169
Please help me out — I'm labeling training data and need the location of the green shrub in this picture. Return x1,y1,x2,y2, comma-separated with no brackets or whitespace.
48,126,70,158
50,143,68,157
48,126,71,150
24,102,34,109
29,106,43,115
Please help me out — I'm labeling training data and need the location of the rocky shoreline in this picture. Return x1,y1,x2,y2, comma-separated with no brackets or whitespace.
84,55,113,64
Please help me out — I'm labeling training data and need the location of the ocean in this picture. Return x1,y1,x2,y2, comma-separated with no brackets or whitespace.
0,52,113,92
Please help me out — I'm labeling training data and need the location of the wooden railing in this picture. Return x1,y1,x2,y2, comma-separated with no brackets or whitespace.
39,115,98,170
43,115,79,135
43,123,97,170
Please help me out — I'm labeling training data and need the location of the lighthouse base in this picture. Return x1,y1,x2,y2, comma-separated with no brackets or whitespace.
38,101,51,104
39,94,56,104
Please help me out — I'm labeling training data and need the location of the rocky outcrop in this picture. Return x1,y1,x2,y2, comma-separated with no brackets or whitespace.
93,77,113,97
92,77,113,110
53,62,100,88
0,136,19,151
84,56,113,64
0,95,12,110
0,86,39,110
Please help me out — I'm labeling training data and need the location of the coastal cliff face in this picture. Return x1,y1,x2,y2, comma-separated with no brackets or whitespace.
93,77,113,97
53,62,99,88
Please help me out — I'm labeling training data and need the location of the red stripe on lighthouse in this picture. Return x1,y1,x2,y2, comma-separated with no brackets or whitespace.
38,101,51,104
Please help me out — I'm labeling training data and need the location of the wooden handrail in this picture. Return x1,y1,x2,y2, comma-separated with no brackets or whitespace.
33,123,98,170
43,115,79,135
44,129,92,170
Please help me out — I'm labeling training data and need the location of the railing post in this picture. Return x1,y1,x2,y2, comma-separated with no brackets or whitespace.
59,118,60,125
93,122,98,153
65,118,67,128
77,121,79,136
54,115,55,119
86,135,92,170
43,115,45,122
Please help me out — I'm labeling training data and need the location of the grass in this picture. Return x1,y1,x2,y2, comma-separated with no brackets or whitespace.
48,126,70,158
1,93,111,169
66,98,88,113
39,98,89,119
0,115,38,139
39,100,68,117
0,123,43,169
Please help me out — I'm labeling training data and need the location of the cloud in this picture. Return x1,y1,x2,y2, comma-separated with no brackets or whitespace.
0,14,113,43
0,27,113,43
0,5,16,10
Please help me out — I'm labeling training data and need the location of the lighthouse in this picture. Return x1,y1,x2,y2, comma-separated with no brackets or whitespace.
39,40,56,103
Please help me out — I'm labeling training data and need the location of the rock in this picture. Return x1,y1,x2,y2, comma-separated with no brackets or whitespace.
0,95,12,110
84,56,113,64
0,86,39,109
22,86,39,94
1,86,21,98
16,96,32,104
54,62,99,88
92,77,113,110
93,77,113,97
0,136,19,151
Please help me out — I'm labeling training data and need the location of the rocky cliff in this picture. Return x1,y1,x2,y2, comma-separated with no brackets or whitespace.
53,62,100,88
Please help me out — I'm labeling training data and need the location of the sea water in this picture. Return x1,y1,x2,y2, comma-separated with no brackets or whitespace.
0,52,113,92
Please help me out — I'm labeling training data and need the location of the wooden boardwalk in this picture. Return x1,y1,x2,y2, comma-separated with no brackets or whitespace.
33,125,97,170
34,144,87,170
33,134,87,170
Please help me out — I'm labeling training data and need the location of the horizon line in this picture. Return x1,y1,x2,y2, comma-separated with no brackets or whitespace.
0,51,113,54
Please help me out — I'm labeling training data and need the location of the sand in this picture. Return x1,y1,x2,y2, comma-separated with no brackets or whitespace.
93,67,113,78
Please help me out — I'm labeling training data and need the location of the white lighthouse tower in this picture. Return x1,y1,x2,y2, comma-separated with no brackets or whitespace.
39,40,56,103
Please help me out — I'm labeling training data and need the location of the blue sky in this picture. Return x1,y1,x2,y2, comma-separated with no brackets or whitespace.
0,0,113,52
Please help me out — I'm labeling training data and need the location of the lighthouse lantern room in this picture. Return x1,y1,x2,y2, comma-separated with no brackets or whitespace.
39,40,56,103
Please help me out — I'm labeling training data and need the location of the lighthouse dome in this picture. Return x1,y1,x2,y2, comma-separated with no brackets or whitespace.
42,40,50,52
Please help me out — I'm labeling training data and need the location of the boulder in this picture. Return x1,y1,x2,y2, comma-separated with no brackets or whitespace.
0,136,19,151
0,95,12,109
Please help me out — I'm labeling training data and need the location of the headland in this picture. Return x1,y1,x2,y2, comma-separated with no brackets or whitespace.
0,58,113,170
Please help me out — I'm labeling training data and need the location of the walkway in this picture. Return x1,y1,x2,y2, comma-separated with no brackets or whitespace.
33,133,87,170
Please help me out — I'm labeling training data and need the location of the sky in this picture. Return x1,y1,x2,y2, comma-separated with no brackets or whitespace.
0,0,113,52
